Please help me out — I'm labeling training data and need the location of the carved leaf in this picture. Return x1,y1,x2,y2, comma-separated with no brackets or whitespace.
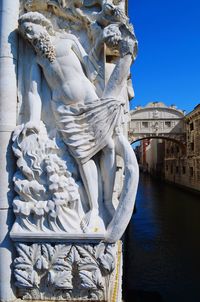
46,244,72,269
83,244,96,256
75,245,104,290
41,244,55,263
13,198,33,216
92,269,104,290
50,271,73,289
14,244,41,289
42,244,73,289
15,270,33,288
78,262,104,290
98,254,115,272
69,245,80,263
16,244,33,263
14,261,32,270
15,269,39,288
53,258,71,271
78,270,97,289
75,245,97,265
54,244,71,260
96,243,116,273
35,256,49,271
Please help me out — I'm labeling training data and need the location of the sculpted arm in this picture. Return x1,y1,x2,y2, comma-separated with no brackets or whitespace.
25,61,42,132
69,34,87,63
103,38,137,99
70,34,101,81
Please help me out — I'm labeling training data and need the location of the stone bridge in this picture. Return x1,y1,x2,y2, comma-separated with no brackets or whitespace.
128,102,186,145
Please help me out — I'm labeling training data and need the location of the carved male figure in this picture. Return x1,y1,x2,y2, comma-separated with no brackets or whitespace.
18,12,138,239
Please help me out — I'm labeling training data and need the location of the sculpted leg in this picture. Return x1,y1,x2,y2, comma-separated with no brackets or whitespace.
79,159,105,232
105,134,139,243
100,138,116,221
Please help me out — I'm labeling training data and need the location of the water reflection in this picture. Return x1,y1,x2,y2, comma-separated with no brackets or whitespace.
123,173,200,302
124,290,163,302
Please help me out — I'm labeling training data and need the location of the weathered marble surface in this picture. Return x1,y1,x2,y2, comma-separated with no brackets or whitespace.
11,0,139,245
14,241,122,301
0,1,139,301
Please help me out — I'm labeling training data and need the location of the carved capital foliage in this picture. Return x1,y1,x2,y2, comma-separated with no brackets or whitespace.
14,242,119,300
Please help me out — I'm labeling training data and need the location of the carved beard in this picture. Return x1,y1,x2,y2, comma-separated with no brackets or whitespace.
32,32,56,63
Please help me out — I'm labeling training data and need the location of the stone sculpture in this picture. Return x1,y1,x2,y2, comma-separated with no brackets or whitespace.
7,1,139,301
14,242,120,300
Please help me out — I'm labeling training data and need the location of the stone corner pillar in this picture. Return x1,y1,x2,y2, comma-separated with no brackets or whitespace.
0,1,19,301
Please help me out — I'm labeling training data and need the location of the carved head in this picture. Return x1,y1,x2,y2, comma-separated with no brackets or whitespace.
18,12,54,39
18,12,56,62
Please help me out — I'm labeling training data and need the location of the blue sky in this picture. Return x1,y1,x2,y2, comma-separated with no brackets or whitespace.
128,0,200,113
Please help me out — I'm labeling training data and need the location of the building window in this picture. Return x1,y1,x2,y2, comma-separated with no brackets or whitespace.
166,164,168,171
176,146,180,153
165,121,171,128
142,122,148,128
176,166,179,174
171,147,174,154
171,165,173,174
190,167,194,177
191,142,194,151
190,122,194,131
182,166,186,174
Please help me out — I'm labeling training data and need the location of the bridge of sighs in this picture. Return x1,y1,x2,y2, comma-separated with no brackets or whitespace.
128,102,186,145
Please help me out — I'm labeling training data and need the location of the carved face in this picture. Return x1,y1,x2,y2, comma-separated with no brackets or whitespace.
20,21,56,62
21,22,49,44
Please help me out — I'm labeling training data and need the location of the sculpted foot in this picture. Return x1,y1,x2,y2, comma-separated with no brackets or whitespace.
81,210,105,233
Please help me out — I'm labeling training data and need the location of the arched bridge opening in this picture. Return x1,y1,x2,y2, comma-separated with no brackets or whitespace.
129,102,186,147
130,136,186,152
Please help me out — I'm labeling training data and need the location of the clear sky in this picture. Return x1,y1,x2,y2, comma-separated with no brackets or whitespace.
128,0,200,113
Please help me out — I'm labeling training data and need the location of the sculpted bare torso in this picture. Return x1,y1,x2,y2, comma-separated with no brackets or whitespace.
36,37,98,106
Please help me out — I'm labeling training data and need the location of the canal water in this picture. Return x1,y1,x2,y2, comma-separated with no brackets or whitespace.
123,173,200,302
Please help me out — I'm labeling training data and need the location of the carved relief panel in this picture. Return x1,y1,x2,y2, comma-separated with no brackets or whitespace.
12,0,138,242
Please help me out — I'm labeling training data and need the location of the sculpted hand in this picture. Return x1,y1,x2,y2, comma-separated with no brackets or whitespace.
119,38,137,58
22,121,40,136
103,25,122,48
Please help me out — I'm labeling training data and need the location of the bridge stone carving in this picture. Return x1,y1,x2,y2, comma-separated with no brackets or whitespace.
128,102,186,144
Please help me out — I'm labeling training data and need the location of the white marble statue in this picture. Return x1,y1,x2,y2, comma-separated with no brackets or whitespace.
8,2,139,301
11,5,138,243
